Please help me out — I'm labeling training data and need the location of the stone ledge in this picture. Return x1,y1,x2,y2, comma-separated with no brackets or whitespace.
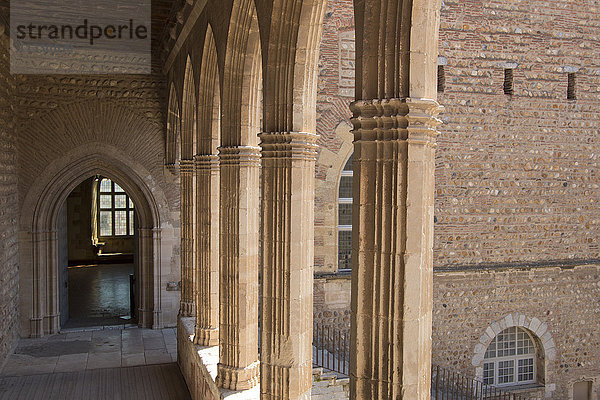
177,316,260,400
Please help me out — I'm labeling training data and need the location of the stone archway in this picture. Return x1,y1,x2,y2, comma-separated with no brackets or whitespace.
19,148,164,338
472,312,557,396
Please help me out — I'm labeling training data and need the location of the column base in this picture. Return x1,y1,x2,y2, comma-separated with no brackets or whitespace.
138,308,154,329
30,317,43,338
44,314,60,335
194,327,219,346
216,361,260,391
152,310,163,329
261,363,312,400
179,301,196,317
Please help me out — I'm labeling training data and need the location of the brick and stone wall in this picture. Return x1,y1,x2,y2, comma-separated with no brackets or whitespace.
435,0,600,267
433,265,600,399
312,0,600,397
313,0,355,274
0,32,20,362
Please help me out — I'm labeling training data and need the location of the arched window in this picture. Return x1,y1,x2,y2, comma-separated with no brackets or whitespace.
338,154,353,270
483,327,536,387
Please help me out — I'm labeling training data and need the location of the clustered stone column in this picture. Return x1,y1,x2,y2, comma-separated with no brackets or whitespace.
260,132,318,400
139,227,156,328
216,145,260,390
179,159,196,317
194,154,220,346
349,98,442,399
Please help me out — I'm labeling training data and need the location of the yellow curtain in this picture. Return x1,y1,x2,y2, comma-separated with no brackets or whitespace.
91,176,99,245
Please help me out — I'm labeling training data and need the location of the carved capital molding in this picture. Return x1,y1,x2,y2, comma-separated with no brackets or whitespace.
406,98,445,147
194,154,219,170
350,97,444,144
218,146,261,167
179,159,195,173
259,131,319,160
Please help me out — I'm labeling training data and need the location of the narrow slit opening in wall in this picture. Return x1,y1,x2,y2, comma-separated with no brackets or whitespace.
437,65,445,93
567,72,576,100
504,68,514,95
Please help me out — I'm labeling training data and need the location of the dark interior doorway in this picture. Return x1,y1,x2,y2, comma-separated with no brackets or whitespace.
59,176,138,329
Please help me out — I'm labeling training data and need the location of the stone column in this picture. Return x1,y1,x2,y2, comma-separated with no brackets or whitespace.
152,227,163,329
194,154,220,346
46,229,60,335
349,98,442,399
31,230,50,337
179,160,195,317
138,228,155,328
216,145,260,390
260,132,318,400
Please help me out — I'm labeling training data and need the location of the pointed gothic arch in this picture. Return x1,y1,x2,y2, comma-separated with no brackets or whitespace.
19,148,164,337
166,83,182,166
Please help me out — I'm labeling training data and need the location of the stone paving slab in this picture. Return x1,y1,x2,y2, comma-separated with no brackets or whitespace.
1,327,177,377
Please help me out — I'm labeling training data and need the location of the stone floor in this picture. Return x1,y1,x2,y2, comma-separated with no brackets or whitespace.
1,327,177,377
65,263,135,329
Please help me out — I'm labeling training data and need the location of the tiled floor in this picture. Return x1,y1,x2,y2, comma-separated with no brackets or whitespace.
1,327,177,377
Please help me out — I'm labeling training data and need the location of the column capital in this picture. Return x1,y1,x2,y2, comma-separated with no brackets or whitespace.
194,154,219,170
350,97,444,143
259,131,319,160
179,159,195,173
218,145,261,167
406,98,445,147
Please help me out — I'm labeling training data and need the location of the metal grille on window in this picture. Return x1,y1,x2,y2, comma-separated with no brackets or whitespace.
338,155,353,270
504,68,514,95
483,362,494,385
483,326,537,387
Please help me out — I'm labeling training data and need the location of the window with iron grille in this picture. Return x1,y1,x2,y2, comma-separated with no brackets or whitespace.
338,155,353,270
504,68,514,95
483,327,536,387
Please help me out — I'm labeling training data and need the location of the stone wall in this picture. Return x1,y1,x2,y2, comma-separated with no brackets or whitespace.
0,32,20,362
14,70,182,332
313,0,600,271
310,0,600,398
432,265,600,399
313,275,351,336
313,0,355,274
435,0,600,268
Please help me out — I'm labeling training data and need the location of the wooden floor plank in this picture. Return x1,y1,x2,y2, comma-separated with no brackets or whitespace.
0,363,191,400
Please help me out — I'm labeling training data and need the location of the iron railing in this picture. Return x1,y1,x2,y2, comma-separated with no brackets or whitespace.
432,365,528,400
312,323,349,376
313,323,529,400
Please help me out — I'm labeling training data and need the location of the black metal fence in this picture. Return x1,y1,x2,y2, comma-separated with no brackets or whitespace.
312,323,350,376
312,323,529,400
432,365,528,400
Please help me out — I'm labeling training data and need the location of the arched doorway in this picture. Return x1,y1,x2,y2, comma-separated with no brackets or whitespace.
19,152,163,338
59,176,138,329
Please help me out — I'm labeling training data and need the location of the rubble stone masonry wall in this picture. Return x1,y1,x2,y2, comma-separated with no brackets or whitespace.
433,265,600,399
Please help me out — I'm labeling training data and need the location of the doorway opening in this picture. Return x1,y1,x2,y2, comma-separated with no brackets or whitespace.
59,176,138,329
